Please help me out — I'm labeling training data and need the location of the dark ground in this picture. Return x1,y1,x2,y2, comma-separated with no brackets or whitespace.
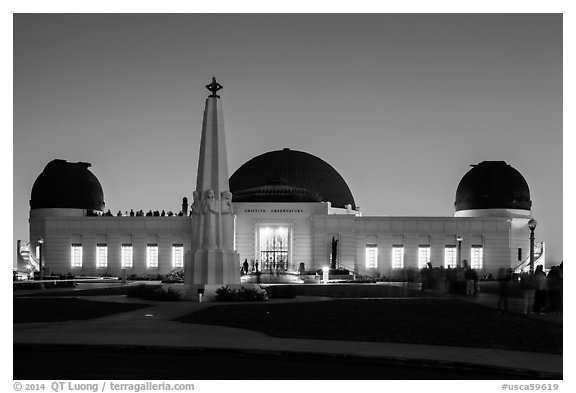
13,285,138,297
13,344,558,380
13,297,152,323
178,298,562,354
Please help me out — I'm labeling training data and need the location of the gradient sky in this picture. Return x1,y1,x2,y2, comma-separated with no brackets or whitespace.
13,13,563,265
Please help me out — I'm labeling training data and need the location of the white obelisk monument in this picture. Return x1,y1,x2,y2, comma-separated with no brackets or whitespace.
184,77,240,300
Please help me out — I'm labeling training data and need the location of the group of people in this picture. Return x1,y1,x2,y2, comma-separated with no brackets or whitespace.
519,264,563,314
497,263,563,314
420,265,480,296
98,209,185,217
240,259,260,275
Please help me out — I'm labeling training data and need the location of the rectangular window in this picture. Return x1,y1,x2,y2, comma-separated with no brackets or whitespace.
444,246,457,268
71,244,83,268
121,244,133,269
35,245,40,260
392,245,404,269
518,248,522,261
172,244,184,268
365,244,378,269
96,244,108,268
471,246,484,269
147,244,159,268
418,246,431,269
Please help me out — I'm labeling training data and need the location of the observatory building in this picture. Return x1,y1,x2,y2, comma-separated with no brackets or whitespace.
18,84,544,280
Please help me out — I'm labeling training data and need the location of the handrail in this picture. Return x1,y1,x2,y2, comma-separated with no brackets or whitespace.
513,242,544,272
17,241,40,271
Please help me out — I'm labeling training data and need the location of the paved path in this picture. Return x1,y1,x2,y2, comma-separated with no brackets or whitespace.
13,291,562,378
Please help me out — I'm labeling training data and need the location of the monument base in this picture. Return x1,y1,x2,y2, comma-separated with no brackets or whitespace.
183,248,241,301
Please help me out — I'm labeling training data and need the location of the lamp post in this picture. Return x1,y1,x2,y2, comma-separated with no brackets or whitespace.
38,239,44,289
456,236,463,268
528,219,537,274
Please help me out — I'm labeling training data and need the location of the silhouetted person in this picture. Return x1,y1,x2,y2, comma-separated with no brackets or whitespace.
161,210,166,216
520,272,536,314
533,265,547,313
546,266,562,312
146,210,153,217
243,259,249,275
497,268,510,313
130,209,135,217
465,268,478,296
454,267,466,294
116,210,122,216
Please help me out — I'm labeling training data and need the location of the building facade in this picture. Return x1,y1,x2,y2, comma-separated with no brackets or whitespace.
20,156,543,279
18,92,544,279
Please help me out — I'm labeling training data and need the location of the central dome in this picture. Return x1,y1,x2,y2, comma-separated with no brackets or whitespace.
229,148,356,209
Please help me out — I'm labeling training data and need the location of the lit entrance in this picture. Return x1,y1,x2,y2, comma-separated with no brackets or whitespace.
259,227,289,271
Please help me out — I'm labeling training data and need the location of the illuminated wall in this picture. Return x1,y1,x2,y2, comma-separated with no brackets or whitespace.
312,215,514,277
29,211,191,276
31,203,530,278
233,201,332,272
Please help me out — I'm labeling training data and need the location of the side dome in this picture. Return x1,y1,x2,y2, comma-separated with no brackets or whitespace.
455,161,531,212
30,159,105,211
229,148,356,209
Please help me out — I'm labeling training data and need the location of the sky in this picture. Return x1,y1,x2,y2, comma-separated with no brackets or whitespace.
12,13,563,264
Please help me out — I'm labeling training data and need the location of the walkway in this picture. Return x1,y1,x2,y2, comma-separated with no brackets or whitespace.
13,289,563,378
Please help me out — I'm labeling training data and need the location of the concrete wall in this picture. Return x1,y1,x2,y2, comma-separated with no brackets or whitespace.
30,204,526,279
312,215,513,277
234,202,331,271
509,218,531,270
30,213,192,276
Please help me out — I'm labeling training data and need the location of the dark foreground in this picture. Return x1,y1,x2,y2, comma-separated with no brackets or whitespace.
13,297,151,323
14,344,558,380
178,299,562,354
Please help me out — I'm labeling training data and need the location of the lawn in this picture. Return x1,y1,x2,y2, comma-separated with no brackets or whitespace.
13,285,148,297
14,298,152,323
178,298,562,354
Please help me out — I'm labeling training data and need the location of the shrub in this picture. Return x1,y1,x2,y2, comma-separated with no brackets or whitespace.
126,274,164,281
162,269,184,283
127,284,181,301
215,285,268,302
265,285,296,299
149,286,182,301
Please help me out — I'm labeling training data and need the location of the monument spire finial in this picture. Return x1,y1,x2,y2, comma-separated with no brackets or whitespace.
206,77,223,98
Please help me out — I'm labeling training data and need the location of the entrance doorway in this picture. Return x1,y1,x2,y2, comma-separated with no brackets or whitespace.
259,227,289,271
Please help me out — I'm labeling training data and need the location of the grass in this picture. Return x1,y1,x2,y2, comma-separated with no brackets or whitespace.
13,285,155,298
178,298,562,354
14,298,152,323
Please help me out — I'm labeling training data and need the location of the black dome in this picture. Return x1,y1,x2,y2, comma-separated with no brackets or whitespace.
455,161,531,212
30,159,105,211
230,148,356,209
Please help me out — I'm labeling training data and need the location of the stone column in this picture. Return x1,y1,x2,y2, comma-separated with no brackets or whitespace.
184,79,241,300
